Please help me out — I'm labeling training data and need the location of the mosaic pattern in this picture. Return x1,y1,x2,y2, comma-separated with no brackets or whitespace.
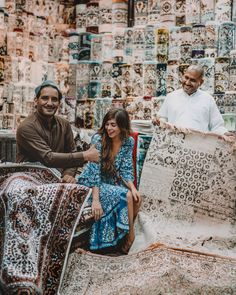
97,1,111,29
148,0,160,24
133,63,144,97
144,25,155,61
143,61,157,97
78,32,91,61
121,64,133,98
93,97,113,130
201,0,214,23
160,0,175,26
125,96,153,120
124,28,133,62
75,3,86,32
156,63,167,96
101,61,113,97
218,22,235,58
136,134,152,187
89,61,102,99
76,101,95,129
214,91,236,114
192,24,206,51
169,26,181,60
86,2,99,30
134,0,148,26
155,27,169,63
76,61,90,101
215,0,232,23
169,148,212,205
113,28,125,58
133,26,145,63
186,0,200,24
111,62,124,98
215,57,230,93
91,35,102,61
229,50,236,91
112,1,128,28
166,60,180,93
68,32,79,64
176,0,186,26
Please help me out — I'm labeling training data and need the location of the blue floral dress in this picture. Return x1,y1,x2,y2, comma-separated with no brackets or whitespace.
77,134,134,250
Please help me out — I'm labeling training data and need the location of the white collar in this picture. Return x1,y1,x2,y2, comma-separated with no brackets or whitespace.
182,89,199,97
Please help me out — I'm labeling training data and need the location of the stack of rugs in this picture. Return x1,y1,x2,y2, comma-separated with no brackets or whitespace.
1,124,236,294
60,124,236,294
0,163,91,294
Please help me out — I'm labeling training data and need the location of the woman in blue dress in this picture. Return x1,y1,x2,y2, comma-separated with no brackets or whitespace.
78,108,141,253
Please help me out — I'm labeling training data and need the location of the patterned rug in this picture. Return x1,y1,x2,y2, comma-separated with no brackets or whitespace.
61,247,236,295
0,164,91,294
60,125,236,294
130,125,236,257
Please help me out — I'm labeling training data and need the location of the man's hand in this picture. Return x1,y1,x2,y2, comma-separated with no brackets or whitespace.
153,119,192,134
83,145,100,162
223,132,236,142
61,175,76,183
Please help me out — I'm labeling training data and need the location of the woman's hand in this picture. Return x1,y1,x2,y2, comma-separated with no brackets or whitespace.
131,187,142,204
92,199,103,221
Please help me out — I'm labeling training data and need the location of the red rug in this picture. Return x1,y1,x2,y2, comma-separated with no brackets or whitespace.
0,164,91,294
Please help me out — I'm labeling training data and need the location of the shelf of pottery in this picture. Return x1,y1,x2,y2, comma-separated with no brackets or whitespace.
69,0,236,132
0,0,76,129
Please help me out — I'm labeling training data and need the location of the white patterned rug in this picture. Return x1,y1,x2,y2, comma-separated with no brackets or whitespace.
60,125,236,294
130,125,236,257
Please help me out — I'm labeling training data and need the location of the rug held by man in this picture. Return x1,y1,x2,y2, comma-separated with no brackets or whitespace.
60,125,236,295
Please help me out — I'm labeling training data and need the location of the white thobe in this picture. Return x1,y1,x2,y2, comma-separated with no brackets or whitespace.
158,89,228,134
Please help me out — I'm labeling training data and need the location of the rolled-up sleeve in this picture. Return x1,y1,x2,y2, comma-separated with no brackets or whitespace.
16,122,85,171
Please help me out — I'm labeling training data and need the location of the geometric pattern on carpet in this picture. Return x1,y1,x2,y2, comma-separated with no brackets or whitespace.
131,125,236,257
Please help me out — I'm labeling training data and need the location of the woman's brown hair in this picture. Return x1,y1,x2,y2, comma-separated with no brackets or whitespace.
98,108,131,176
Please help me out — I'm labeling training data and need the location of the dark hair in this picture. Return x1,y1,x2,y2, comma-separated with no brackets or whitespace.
98,108,131,175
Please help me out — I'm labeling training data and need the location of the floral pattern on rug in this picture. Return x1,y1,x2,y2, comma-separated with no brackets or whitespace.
60,247,236,295
0,164,91,294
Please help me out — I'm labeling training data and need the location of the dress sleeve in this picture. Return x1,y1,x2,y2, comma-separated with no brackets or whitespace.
119,137,135,182
77,134,102,187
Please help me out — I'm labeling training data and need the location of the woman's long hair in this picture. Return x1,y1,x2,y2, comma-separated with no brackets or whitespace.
98,108,131,176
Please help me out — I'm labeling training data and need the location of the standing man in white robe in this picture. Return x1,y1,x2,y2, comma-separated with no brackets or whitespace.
158,65,228,135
